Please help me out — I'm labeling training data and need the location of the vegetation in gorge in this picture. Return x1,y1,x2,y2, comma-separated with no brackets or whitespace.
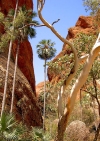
0,0,100,141
36,39,56,130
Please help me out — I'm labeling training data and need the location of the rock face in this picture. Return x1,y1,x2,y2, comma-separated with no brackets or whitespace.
0,0,33,15
0,0,36,95
66,16,94,40
0,55,42,127
0,0,43,127
12,40,36,95
47,16,94,83
36,82,44,98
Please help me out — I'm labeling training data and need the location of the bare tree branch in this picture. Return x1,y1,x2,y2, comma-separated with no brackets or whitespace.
37,1,79,92
81,88,96,98
19,23,45,30
18,19,60,30
52,19,60,26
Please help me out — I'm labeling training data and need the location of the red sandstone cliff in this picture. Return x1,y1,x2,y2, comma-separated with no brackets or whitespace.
0,55,42,127
0,0,43,127
0,0,36,94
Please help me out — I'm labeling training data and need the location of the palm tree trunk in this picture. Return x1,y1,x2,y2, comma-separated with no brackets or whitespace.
10,40,20,114
1,0,19,117
43,59,46,130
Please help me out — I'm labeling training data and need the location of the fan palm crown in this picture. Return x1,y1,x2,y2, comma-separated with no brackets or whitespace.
36,39,56,60
36,39,56,130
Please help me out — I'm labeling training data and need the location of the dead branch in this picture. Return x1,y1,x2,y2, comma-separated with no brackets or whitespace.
52,19,60,26
19,23,45,30
18,19,60,30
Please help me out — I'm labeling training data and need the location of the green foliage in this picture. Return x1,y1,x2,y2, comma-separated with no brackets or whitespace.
0,12,4,22
83,0,100,15
0,113,32,141
47,33,97,91
48,50,74,74
0,112,18,140
90,60,100,79
0,5,39,52
82,108,94,126
0,112,16,132
82,59,100,101
31,128,52,141
83,0,100,30
73,33,97,57
37,39,56,60
13,6,39,39
0,113,55,141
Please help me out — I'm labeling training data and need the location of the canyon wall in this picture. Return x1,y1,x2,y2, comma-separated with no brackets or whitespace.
0,0,43,127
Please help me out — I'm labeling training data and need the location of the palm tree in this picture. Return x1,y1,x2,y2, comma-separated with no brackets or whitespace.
10,7,39,114
1,0,19,117
0,112,17,140
36,39,56,130
14,5,39,39
0,112,30,141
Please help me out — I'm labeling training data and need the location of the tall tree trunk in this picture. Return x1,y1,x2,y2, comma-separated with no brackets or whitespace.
55,34,100,141
10,40,20,114
1,0,19,116
37,2,100,140
43,59,46,130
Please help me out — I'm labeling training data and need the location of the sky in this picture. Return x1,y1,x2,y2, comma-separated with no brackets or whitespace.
29,0,90,85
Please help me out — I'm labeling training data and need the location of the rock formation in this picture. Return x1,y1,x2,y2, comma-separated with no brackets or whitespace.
0,55,42,127
0,0,36,94
0,0,43,127
36,82,44,98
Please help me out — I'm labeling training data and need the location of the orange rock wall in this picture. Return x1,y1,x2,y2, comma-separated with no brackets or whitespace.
0,0,36,95
0,0,33,14
0,0,43,127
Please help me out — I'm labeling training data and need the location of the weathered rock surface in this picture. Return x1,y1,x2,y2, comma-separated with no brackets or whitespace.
0,55,42,127
36,82,44,98
67,16,94,40
0,0,33,15
0,0,36,94
12,40,36,95
0,0,43,127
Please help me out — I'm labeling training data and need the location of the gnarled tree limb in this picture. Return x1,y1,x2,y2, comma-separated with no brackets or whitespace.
37,1,100,141
37,0,79,91
56,33,100,141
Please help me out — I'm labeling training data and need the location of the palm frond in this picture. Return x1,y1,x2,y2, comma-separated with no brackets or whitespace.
36,39,56,60
39,39,48,45
0,113,16,132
